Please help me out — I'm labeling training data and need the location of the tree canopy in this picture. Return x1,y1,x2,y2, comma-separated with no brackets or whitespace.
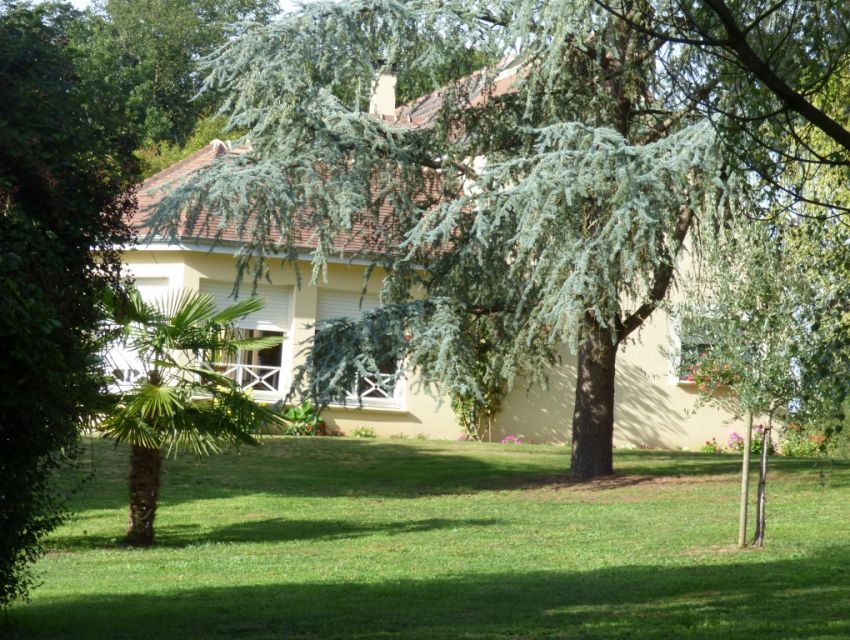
598,0,850,216
151,0,742,479
87,0,278,146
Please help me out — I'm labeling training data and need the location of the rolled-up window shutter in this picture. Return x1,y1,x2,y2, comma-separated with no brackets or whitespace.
200,281,291,332
316,290,380,322
133,277,169,302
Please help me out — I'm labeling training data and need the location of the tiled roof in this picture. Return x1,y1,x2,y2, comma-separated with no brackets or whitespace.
131,140,228,241
132,62,523,251
388,60,523,129
134,143,418,255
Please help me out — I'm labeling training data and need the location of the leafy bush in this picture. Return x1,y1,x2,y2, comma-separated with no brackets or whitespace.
281,402,330,436
0,2,135,607
350,426,377,438
780,424,828,458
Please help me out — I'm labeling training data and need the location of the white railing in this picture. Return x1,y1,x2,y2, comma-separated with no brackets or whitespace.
214,362,283,393
103,344,147,392
336,372,404,409
109,367,146,390
350,372,397,400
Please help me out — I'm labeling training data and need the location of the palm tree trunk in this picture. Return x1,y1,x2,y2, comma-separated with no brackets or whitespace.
126,444,162,546
570,314,617,480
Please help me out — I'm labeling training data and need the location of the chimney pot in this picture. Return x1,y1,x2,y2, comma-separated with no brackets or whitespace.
369,72,397,117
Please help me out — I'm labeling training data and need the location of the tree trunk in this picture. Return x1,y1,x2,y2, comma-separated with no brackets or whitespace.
751,414,773,548
738,412,753,548
126,444,162,547
570,315,617,480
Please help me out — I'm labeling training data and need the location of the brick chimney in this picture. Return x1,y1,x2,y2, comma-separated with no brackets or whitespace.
369,71,397,118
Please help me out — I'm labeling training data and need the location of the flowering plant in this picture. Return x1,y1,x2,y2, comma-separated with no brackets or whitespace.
727,431,745,452
779,425,828,457
684,356,740,394
700,438,723,454
727,425,774,455
500,434,524,445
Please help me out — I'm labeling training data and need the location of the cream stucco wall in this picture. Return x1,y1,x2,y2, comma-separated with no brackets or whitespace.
123,246,458,439
492,309,750,449
123,246,747,449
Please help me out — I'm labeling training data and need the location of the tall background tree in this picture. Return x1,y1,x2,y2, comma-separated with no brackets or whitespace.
0,0,135,607
151,0,740,480
73,0,278,176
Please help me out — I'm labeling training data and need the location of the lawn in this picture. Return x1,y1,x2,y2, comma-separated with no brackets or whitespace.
7,437,850,639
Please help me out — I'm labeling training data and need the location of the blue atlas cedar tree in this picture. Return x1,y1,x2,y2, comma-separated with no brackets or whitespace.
150,1,742,479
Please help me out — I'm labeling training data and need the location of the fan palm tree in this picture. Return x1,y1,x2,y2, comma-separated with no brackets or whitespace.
101,287,284,546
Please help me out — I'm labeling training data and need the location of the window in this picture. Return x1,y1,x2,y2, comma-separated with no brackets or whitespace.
675,317,716,383
216,328,285,393
316,290,404,409
201,281,292,397
104,277,169,390
354,335,401,405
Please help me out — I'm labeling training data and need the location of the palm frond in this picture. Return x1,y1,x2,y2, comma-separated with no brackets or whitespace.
182,365,237,387
100,285,279,458
104,287,165,335
230,334,285,352
162,290,219,329
125,382,185,420
210,296,266,325
99,412,162,449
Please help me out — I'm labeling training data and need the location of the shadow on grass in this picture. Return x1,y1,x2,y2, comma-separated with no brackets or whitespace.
9,546,850,640
52,517,504,550
614,451,848,480
59,439,850,514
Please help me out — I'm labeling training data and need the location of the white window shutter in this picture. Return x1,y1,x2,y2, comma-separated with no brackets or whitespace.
316,290,380,321
133,277,169,302
200,281,291,333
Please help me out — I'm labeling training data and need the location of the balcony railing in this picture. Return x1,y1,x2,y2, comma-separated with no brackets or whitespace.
333,371,403,409
213,362,282,393
351,372,397,400
105,348,401,408
108,367,146,391
103,344,147,392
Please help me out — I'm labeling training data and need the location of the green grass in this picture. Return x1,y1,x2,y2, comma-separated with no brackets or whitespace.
7,437,850,639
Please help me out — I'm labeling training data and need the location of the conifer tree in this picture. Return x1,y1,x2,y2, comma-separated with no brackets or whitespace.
151,0,739,479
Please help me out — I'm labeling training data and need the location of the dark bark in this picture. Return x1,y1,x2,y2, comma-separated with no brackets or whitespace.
616,207,694,342
570,314,617,480
751,414,773,548
126,444,162,547
570,206,693,481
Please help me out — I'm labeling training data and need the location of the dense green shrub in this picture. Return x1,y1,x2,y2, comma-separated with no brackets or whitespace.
280,402,334,436
0,3,135,607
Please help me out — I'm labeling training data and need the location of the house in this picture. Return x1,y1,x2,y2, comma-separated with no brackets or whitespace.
116,69,751,450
